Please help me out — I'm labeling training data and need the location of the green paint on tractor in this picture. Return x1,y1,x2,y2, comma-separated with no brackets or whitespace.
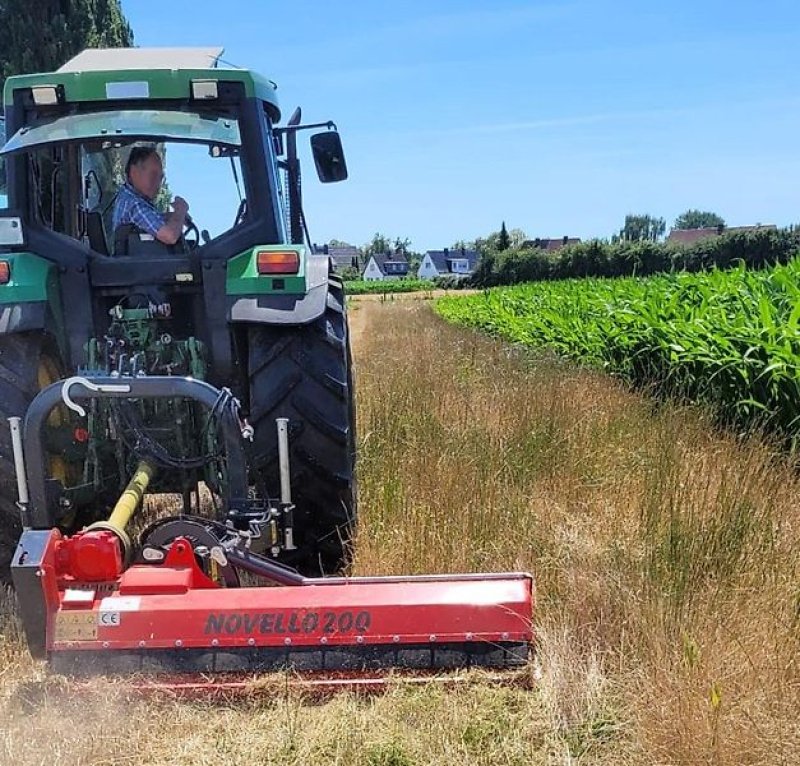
4,67,280,119
0,251,59,304
226,245,308,295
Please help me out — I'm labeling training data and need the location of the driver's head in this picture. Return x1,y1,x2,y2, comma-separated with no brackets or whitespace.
125,146,163,200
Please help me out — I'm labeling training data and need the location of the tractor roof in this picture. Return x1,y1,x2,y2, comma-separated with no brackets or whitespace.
57,47,226,72
4,47,281,121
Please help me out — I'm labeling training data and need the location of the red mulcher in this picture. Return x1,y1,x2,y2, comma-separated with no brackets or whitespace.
11,378,534,689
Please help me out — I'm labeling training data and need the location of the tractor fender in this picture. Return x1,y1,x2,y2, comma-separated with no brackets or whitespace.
202,250,330,380
226,249,331,326
0,252,69,361
227,281,329,325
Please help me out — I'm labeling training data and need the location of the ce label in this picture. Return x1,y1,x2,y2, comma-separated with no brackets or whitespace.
98,611,121,627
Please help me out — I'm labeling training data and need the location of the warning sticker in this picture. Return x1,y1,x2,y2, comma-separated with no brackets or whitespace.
63,588,95,604
99,596,141,612
54,611,97,642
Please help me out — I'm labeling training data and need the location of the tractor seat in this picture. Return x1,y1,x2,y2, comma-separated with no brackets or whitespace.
85,210,109,256
114,223,178,256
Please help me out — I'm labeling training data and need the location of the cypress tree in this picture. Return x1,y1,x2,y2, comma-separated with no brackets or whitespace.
0,0,133,92
498,220,510,251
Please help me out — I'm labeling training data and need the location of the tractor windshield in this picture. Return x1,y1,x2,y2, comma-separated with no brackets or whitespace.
2,109,241,153
81,140,249,246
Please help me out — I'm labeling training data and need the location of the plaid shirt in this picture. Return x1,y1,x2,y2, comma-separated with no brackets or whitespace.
112,182,166,237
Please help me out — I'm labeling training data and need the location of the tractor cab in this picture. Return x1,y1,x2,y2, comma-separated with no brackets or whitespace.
0,47,347,380
1,48,345,259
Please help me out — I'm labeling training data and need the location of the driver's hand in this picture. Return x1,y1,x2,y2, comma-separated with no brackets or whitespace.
172,196,189,217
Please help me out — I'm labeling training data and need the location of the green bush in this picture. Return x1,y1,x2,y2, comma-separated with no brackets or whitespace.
471,229,800,287
432,275,473,290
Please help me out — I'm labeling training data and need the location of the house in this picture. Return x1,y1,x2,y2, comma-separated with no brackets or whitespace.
362,251,410,281
417,247,480,280
314,243,361,273
666,224,776,245
521,236,581,252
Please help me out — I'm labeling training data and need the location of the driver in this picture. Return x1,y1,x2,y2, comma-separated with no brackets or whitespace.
112,146,189,247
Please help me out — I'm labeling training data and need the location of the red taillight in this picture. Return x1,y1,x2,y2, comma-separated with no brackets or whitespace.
0,261,10,285
256,250,300,275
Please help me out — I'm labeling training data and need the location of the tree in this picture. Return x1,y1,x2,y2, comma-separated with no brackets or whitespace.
673,209,726,230
450,238,476,251
363,233,414,257
393,236,411,255
0,1,135,220
508,227,527,249
498,221,510,251
0,1,133,93
363,232,391,257
619,213,666,242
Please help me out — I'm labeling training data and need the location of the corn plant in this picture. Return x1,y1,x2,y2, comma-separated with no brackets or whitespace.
436,259,800,444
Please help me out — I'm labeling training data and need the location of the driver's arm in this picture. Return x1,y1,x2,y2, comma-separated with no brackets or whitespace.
156,196,189,246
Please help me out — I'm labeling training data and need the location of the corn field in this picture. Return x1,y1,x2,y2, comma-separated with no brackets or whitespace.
436,259,800,443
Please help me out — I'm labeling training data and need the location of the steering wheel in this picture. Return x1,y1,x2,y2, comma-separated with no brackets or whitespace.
183,216,201,251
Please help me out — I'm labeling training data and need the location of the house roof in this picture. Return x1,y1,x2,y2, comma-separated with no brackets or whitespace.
425,248,480,273
328,245,360,257
312,244,361,269
667,224,776,245
666,227,723,244
327,245,361,269
367,251,409,275
522,237,581,252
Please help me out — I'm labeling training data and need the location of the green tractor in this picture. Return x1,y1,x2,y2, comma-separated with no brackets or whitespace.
0,47,356,581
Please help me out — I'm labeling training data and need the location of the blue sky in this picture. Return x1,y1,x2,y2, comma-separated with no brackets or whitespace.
125,0,800,251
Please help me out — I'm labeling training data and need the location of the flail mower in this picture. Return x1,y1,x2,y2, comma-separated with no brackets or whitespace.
0,47,533,689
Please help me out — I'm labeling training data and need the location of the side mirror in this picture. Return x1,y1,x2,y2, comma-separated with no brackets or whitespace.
310,131,348,183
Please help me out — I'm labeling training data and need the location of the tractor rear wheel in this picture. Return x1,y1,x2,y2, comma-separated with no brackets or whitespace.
247,278,356,575
0,334,66,584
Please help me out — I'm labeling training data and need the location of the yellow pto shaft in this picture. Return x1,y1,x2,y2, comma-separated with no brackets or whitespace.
87,460,154,564
107,461,154,533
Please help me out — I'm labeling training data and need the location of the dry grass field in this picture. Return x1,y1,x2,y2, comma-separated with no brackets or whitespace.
1,296,798,765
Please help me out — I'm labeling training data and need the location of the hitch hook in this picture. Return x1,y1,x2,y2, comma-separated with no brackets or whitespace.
60,376,132,418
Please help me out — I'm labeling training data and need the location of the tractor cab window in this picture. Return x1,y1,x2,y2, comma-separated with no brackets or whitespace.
81,141,247,253
7,108,248,254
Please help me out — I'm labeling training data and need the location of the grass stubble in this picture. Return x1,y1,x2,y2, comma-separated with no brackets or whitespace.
1,297,797,765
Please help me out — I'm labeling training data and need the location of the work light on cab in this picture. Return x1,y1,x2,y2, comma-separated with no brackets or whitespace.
257,250,300,275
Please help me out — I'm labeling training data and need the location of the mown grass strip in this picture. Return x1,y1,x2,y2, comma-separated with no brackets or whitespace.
344,279,436,295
